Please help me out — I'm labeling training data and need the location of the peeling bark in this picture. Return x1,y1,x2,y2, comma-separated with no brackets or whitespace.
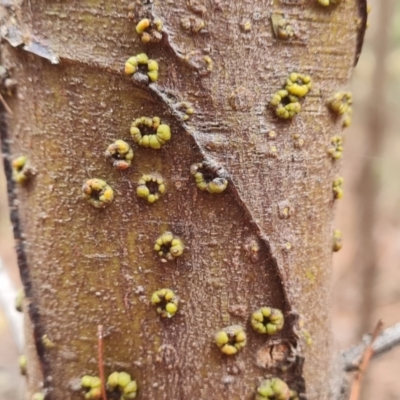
0,0,366,399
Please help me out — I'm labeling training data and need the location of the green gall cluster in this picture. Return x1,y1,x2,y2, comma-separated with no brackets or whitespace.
270,73,312,119
243,238,260,263
105,140,134,170
332,229,342,252
124,53,159,82
81,375,102,399
12,155,34,184
332,177,344,199
270,90,301,119
154,231,184,261
136,18,163,44
215,325,246,355
271,14,294,40
185,51,213,74
177,101,194,120
107,371,138,399
130,116,171,149
318,0,342,6
151,288,179,318
327,136,344,160
42,334,55,349
256,378,297,400
15,287,24,312
328,91,352,127
190,162,228,193
82,178,114,209
137,173,166,203
19,355,27,376
251,307,284,335
285,73,312,98
292,133,305,148
180,16,205,33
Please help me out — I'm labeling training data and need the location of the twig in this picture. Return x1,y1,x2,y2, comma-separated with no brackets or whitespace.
97,325,107,400
342,321,400,370
0,92,13,115
0,258,24,352
348,320,384,400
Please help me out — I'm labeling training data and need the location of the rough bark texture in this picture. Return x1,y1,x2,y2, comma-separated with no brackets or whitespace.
0,0,366,399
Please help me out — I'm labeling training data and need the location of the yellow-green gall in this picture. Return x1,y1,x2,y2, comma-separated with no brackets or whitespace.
154,19,163,32
12,156,34,184
271,14,294,40
267,145,278,158
147,59,159,82
124,54,159,82
327,136,344,160
107,371,138,399
130,116,171,149
82,179,114,208
180,16,205,33
215,325,246,355
15,287,24,312
117,372,131,388
332,177,344,199
240,20,252,32
106,371,119,389
32,393,45,400
204,55,213,72
190,162,228,193
270,90,301,119
151,288,179,318
136,18,150,34
137,173,165,203
136,53,148,64
42,334,55,349
124,56,138,75
333,229,342,252
81,375,102,400
285,73,312,98
19,355,27,375
105,140,134,170
251,307,284,335
318,0,342,6
256,378,292,400
343,113,352,128
154,231,184,261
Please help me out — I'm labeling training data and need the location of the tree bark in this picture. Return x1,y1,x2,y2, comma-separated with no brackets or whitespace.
0,0,366,399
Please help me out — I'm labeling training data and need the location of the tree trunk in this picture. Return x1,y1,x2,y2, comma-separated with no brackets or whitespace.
0,0,366,399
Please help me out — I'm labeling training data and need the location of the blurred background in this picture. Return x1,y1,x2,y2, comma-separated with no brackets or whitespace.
0,0,399,398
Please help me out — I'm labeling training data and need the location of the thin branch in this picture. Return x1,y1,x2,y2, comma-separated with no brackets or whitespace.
97,325,108,400
349,320,383,400
0,258,24,352
342,321,400,371
0,92,13,115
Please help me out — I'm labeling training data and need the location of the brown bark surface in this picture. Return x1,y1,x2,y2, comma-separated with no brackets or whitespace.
0,0,365,399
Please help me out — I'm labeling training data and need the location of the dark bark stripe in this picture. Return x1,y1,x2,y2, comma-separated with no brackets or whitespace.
0,105,50,390
355,0,368,66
